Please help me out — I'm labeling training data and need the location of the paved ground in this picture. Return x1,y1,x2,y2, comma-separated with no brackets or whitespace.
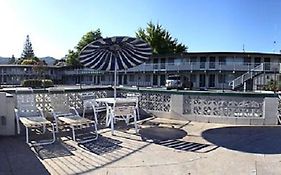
1,118,281,175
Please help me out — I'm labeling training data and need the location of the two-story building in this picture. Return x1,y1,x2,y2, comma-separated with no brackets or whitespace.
1,52,280,91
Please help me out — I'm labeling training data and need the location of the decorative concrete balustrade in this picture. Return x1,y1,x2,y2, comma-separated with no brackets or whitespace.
0,87,279,136
120,88,279,125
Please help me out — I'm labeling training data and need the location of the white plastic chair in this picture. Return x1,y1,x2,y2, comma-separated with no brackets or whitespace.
15,88,56,145
49,88,98,143
108,98,138,135
125,92,140,120
81,92,107,125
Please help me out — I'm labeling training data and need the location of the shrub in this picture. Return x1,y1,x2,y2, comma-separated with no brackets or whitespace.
263,79,281,91
21,79,54,88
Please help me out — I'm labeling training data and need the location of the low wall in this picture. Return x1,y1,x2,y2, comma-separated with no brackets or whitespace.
120,88,279,125
0,86,279,136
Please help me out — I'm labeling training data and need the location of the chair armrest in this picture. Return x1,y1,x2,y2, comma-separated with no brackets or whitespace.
36,107,45,118
14,108,20,120
69,107,80,116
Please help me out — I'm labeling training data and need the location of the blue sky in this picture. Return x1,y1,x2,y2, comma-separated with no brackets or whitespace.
0,0,281,59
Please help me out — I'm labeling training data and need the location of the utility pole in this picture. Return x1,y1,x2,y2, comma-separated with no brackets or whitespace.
273,41,277,53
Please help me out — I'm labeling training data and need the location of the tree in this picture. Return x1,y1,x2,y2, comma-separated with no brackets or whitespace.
8,55,15,64
21,59,38,65
33,60,47,79
66,29,102,66
136,22,188,55
21,35,35,59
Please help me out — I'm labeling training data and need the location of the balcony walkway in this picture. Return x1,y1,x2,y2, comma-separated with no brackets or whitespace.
1,118,281,175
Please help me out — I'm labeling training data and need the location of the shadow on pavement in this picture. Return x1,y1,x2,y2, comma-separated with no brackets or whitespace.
33,141,76,159
0,136,50,175
139,126,187,142
202,126,281,154
78,135,123,155
139,126,217,153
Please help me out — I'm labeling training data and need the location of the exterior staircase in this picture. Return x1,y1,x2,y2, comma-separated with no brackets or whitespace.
229,63,264,90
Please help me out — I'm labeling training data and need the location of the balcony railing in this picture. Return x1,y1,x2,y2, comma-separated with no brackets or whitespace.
125,62,273,72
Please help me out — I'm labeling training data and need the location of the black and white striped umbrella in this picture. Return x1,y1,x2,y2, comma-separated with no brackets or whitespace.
79,36,152,71
79,36,152,98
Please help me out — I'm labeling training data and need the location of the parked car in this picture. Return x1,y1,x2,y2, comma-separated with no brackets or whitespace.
165,75,193,90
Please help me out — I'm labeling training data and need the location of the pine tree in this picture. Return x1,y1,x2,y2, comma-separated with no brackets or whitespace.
21,35,35,59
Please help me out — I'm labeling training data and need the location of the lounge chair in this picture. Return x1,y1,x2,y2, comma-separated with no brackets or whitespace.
48,88,98,143
15,88,56,145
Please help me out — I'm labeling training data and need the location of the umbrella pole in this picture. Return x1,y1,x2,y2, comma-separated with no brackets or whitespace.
114,59,117,99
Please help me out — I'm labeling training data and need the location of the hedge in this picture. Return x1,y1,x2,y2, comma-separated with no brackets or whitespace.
21,79,54,88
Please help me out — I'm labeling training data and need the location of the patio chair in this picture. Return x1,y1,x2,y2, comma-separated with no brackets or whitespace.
81,92,108,125
15,88,56,145
125,92,140,120
108,98,138,135
48,88,98,143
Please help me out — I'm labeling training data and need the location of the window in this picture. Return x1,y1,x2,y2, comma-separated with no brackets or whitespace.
254,57,261,65
168,58,174,64
209,57,216,69
145,75,150,82
190,57,197,65
218,56,226,65
101,75,105,81
160,58,166,69
153,58,159,69
218,74,226,83
129,75,134,81
243,57,251,65
190,74,196,83
200,57,206,69
174,58,182,65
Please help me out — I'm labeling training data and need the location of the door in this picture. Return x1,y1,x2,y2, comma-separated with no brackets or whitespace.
160,74,166,86
118,75,122,85
200,57,206,69
199,74,206,88
123,75,127,85
254,57,261,66
160,58,166,69
264,57,270,70
153,74,158,86
208,74,215,88
209,57,216,69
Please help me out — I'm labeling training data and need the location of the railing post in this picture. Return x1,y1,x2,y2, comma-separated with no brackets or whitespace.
170,94,184,119
263,97,278,125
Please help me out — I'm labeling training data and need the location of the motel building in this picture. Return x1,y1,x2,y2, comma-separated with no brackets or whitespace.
1,52,281,91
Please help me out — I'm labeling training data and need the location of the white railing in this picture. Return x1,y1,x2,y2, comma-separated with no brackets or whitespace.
229,64,265,90
126,62,263,72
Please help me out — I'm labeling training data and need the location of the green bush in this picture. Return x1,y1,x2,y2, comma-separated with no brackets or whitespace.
21,79,54,88
263,79,281,91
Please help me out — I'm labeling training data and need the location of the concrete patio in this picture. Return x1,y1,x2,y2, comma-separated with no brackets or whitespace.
1,117,281,175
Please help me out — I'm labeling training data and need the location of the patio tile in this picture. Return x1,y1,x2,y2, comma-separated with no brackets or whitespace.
1,118,281,174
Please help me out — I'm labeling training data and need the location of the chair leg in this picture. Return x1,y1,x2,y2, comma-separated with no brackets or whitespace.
25,124,56,146
110,114,114,135
17,118,21,134
133,111,138,133
136,107,140,120
82,106,86,118
42,124,46,133
71,126,76,142
25,127,29,144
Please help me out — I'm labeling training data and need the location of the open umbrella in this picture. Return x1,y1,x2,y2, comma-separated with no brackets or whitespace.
79,36,152,98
